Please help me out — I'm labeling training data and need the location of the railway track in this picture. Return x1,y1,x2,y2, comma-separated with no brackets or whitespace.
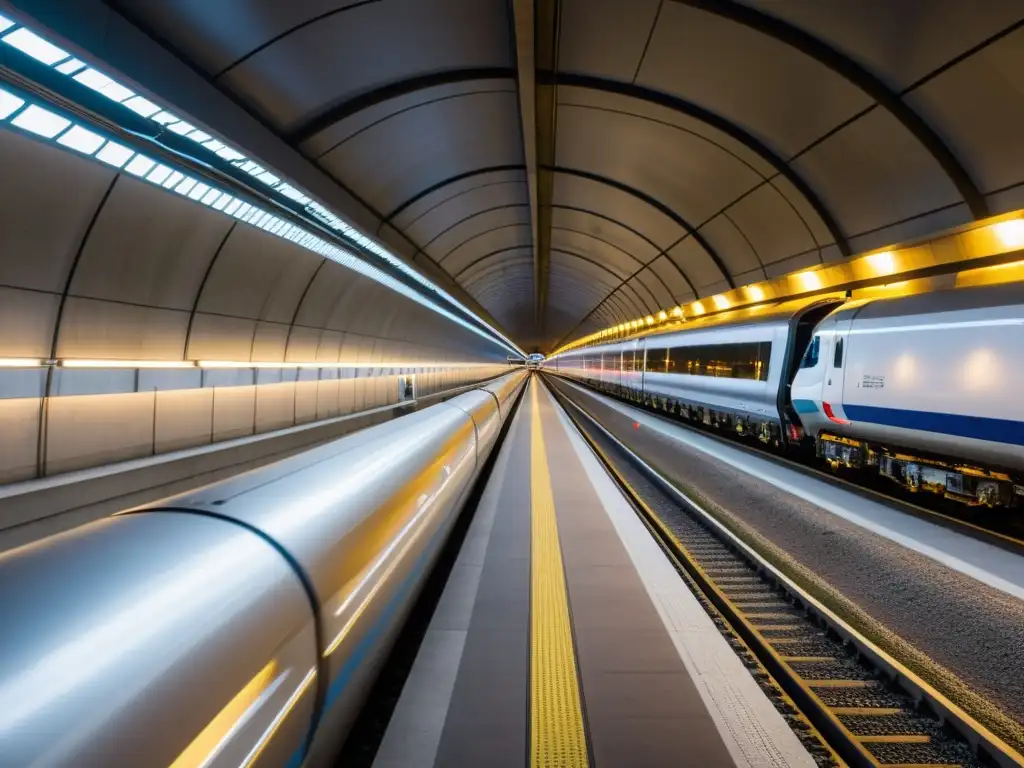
554,375,1024,550
550,382,1024,768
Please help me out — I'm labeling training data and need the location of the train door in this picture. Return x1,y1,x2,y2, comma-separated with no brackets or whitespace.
820,317,853,419
622,342,635,393
638,338,648,393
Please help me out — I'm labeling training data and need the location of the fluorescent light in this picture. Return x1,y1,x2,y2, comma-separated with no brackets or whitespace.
796,270,822,291
11,104,70,138
0,358,45,367
152,111,179,125
162,170,184,189
712,295,731,310
95,141,134,168
60,359,197,369
0,18,522,356
200,188,221,205
0,87,26,119
55,58,86,75
73,68,134,102
57,125,105,155
691,301,705,315
993,219,1024,249
198,361,298,369
216,146,244,161
212,193,232,210
224,199,242,215
866,250,896,276
174,178,197,196
167,120,195,136
124,154,156,177
2,27,69,65
188,182,210,201
145,164,173,185
122,95,160,118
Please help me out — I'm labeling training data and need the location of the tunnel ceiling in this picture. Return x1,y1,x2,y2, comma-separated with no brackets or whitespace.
102,0,1024,351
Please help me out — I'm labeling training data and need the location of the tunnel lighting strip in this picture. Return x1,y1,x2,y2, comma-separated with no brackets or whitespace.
554,228,1024,355
0,11,522,357
0,80,519,357
0,358,489,369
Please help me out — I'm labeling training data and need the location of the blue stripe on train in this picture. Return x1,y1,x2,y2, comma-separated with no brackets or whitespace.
842,404,1024,447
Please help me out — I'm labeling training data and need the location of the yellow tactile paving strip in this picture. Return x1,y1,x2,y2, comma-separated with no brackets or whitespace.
529,381,590,768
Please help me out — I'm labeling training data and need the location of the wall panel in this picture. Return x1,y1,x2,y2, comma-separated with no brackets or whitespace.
211,386,257,442
154,388,214,453
0,398,41,484
46,391,156,474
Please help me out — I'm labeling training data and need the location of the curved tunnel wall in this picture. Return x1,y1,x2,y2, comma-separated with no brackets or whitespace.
0,128,508,483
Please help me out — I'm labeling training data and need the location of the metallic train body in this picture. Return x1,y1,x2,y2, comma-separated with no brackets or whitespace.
0,371,527,767
549,283,1024,507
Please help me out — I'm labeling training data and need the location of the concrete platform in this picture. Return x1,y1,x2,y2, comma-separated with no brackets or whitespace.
373,376,812,767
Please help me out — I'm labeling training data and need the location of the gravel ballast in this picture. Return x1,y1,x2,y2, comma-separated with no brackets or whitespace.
549,378,1024,752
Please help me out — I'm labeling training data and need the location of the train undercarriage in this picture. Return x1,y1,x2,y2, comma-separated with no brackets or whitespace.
579,377,1022,510
817,433,1023,508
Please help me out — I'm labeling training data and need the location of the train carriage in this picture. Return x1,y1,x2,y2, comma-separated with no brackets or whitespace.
792,282,1024,506
549,281,1024,508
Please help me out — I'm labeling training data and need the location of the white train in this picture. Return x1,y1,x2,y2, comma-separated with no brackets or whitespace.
547,283,1024,508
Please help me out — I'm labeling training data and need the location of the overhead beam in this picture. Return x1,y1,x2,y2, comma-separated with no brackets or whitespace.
380,165,527,225
674,0,988,219
545,165,734,289
436,224,532,266
453,246,536,279
549,205,694,295
535,0,562,337
538,71,850,257
288,66,516,144
421,204,530,249
511,0,542,334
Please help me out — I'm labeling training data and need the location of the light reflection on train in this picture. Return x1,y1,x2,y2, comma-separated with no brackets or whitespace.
547,283,1024,508
0,372,527,767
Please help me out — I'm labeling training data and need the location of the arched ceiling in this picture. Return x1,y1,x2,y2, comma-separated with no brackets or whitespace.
93,0,1024,350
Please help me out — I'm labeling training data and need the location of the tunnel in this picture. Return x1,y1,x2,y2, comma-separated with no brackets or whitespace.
1,3,1024,767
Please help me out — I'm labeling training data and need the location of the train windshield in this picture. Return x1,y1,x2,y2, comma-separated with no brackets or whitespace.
799,335,820,369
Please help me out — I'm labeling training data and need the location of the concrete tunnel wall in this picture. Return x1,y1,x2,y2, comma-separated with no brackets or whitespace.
0,127,510,483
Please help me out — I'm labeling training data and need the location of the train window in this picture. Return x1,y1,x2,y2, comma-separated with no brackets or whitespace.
623,349,634,371
800,335,820,369
833,337,844,368
663,341,771,381
644,348,669,373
